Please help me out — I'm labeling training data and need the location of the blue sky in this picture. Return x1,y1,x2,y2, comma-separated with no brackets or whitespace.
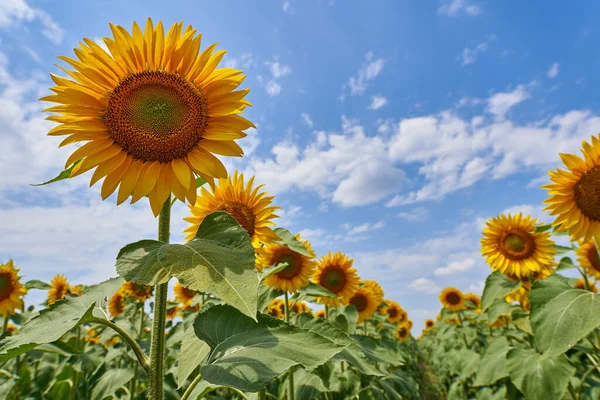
1,0,599,333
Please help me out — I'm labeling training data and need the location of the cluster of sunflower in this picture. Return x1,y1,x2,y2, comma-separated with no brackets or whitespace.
46,274,84,305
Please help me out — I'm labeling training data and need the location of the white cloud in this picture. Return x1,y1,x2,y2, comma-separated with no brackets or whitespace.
224,52,255,70
368,95,388,110
301,113,314,128
0,0,64,44
434,257,476,276
297,228,326,243
486,85,529,119
547,62,560,79
264,59,291,96
409,278,441,294
265,80,281,96
438,0,481,17
458,42,488,66
282,1,291,12
347,52,385,96
468,281,485,294
343,220,385,236
397,207,429,222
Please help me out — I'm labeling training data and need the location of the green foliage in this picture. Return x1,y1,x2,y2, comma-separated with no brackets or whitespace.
481,272,521,312
473,337,511,386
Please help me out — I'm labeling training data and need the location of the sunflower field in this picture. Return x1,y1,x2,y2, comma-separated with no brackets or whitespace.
2,16,600,400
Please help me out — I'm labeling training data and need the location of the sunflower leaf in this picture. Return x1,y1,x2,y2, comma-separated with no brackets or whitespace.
552,244,574,254
534,224,553,233
274,228,313,256
486,298,518,324
556,256,576,272
481,272,522,312
473,336,511,386
176,320,210,388
0,277,123,362
530,274,600,357
195,177,207,188
299,281,337,298
193,304,348,392
116,211,259,319
259,262,289,281
30,161,80,186
90,368,135,400
24,280,51,290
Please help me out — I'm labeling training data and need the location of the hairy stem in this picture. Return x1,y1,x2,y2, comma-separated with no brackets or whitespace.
181,374,203,400
284,292,295,400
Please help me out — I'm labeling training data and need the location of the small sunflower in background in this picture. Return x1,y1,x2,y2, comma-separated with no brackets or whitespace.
69,285,83,297
312,251,359,306
577,241,600,280
506,287,530,310
362,280,384,300
174,281,198,310
406,320,413,330
85,328,100,345
6,323,18,334
121,282,153,301
266,298,285,319
574,278,598,293
42,19,254,216
395,324,410,341
380,300,405,324
0,260,27,316
257,234,316,293
48,274,70,305
105,336,120,347
315,309,326,319
487,315,511,329
439,287,466,311
543,135,600,243
108,289,126,317
445,317,461,325
166,303,180,320
464,293,481,309
348,283,381,324
184,171,280,247
481,213,556,279
425,319,435,329
291,301,311,315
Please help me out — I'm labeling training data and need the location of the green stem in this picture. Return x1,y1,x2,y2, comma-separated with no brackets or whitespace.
130,301,145,400
284,292,295,400
77,326,81,351
181,374,202,400
257,389,266,400
1,316,7,336
567,382,578,400
325,305,329,320
363,321,367,336
148,199,171,400
578,364,600,398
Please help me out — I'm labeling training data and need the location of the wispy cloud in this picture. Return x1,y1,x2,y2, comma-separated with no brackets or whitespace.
368,95,388,110
547,62,560,79
458,41,488,66
264,59,292,97
0,0,65,44
409,278,441,294
301,113,314,128
345,52,385,96
438,0,481,17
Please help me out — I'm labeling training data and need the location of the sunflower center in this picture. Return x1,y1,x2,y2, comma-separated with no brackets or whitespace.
499,230,536,260
445,292,461,305
350,293,368,312
276,253,303,280
587,246,600,272
0,274,13,301
574,166,600,221
398,327,407,337
388,307,399,318
426,321,434,328
218,202,255,237
320,268,347,293
104,71,208,163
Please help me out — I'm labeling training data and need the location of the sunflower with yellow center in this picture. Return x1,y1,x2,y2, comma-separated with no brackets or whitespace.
315,309,326,319
174,281,198,309
425,319,435,329
42,19,254,216
108,289,126,317
380,300,405,324
257,234,316,293
542,135,600,243
47,274,70,305
348,284,381,323
465,293,481,309
396,324,410,341
0,261,27,316
577,241,600,280
439,287,466,311
574,278,599,293
312,251,360,306
184,171,280,247
481,213,556,279
122,282,153,301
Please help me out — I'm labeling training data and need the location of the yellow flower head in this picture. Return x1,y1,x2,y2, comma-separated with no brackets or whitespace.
574,278,598,293
577,241,600,280
505,286,529,310
183,171,280,247
543,135,600,243
312,251,360,306
48,274,69,305
425,319,435,329
69,285,83,297
121,282,153,301
258,235,316,293
266,298,285,319
174,281,198,309
0,261,27,316
166,303,180,320
396,323,410,341
487,315,511,329
362,280,384,300
43,19,255,216
315,309,326,319
348,283,382,323
380,300,405,324
445,317,461,325
105,336,119,346
85,328,100,345
439,287,466,311
291,301,311,315
465,293,481,309
108,289,126,317
481,213,556,279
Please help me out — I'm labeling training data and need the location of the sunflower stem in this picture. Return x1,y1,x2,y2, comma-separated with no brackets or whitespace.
363,321,367,336
1,316,7,336
148,199,171,400
130,301,145,400
181,373,202,400
284,292,295,400
324,305,329,321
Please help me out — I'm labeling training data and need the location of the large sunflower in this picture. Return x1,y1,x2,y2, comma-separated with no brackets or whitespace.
257,234,316,293
0,261,27,316
348,285,380,323
577,241,600,280
481,213,556,279
362,280,384,302
396,323,410,341
42,19,253,216
121,281,153,301
543,135,600,243
183,171,280,246
439,287,466,311
312,251,360,306
380,300,405,324
48,274,69,305
174,281,198,309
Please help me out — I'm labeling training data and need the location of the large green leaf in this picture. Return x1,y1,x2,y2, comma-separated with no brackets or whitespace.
352,336,404,366
177,322,210,388
475,387,507,400
91,368,135,400
116,211,259,318
481,272,521,312
505,349,575,400
0,278,123,362
24,280,51,290
273,227,313,256
334,305,359,334
291,368,327,400
530,274,600,357
486,298,517,323
298,281,337,298
193,304,348,391
473,337,511,386
556,257,576,272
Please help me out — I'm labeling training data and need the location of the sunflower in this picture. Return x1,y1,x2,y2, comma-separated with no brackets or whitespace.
574,278,599,293
348,285,380,323
425,319,435,329
184,171,280,247
380,300,405,324
487,315,510,329
69,285,83,297
577,241,600,280
445,317,461,325
121,282,153,301
465,293,481,309
291,301,311,315
85,328,100,345
542,135,600,243
48,274,70,305
0,261,27,316
166,303,179,319
266,298,285,319
315,309,326,319
174,281,198,309
362,280,384,300
108,289,126,317
6,323,17,334
439,287,466,311
406,320,413,330
396,324,410,341
312,251,360,306
105,336,120,346
258,234,316,293
42,19,254,216
481,213,556,279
